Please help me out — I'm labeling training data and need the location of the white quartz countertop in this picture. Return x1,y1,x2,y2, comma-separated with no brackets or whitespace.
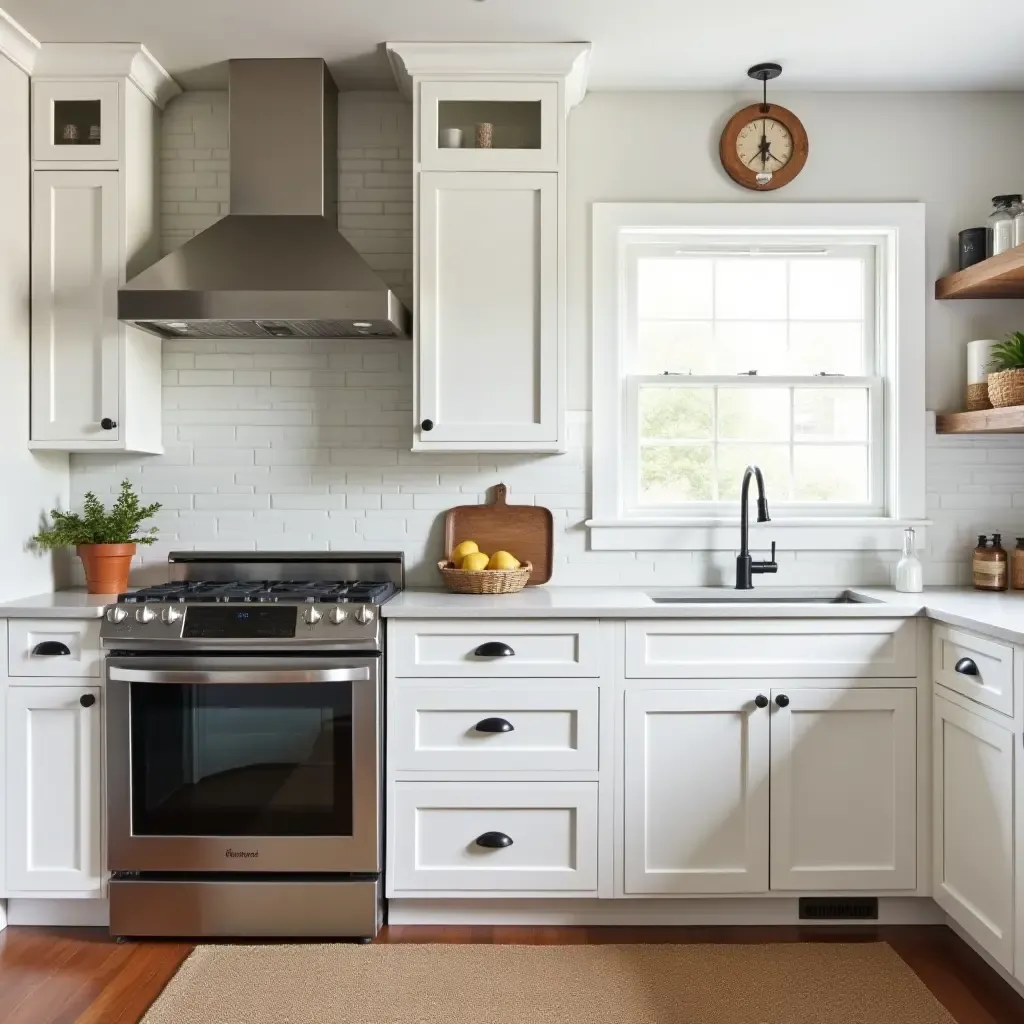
0,590,114,618
383,585,1024,644
4,585,1024,643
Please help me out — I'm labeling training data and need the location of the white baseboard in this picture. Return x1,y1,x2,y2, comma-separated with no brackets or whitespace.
7,898,109,927
388,897,944,927
945,916,1024,999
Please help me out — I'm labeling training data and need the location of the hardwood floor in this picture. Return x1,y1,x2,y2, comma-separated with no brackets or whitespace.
0,923,1021,1023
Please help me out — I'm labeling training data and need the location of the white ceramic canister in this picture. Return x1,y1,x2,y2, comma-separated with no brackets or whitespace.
439,127,463,149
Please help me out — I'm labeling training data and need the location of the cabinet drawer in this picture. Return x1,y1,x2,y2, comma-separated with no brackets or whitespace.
625,619,917,679
390,781,598,892
390,620,600,677
391,684,598,772
8,619,101,678
933,625,1013,717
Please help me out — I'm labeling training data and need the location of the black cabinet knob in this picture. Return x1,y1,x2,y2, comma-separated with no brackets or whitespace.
754,694,769,708
473,641,515,658
474,717,514,734
32,641,71,657
474,831,513,849
79,694,96,708
421,419,434,431
100,417,117,430
954,657,979,676
775,693,790,708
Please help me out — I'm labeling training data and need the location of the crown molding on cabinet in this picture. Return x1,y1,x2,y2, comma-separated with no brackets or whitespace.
32,42,181,107
0,7,40,75
387,42,591,109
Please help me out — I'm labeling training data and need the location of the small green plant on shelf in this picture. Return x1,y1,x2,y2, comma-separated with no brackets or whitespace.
32,480,162,549
987,332,1024,410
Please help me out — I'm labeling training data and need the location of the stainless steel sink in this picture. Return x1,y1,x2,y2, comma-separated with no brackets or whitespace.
648,590,869,605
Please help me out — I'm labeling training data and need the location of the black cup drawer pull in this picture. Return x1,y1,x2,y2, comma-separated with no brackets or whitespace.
954,657,979,676
473,641,515,658
474,831,513,849
474,717,514,734
32,641,71,657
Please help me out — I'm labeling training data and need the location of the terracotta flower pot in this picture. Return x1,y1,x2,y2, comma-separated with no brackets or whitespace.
76,543,136,595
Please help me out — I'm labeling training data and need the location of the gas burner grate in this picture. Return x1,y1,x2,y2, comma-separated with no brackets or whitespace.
119,580,397,604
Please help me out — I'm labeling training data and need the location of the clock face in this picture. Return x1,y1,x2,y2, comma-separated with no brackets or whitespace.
736,117,793,175
720,103,808,191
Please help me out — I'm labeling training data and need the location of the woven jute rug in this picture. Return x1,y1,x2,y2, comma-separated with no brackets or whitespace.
142,941,955,1024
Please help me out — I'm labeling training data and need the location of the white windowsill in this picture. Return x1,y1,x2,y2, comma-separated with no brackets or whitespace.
586,517,931,552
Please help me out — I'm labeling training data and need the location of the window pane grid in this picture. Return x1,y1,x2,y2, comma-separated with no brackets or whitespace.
632,249,873,377
637,381,875,506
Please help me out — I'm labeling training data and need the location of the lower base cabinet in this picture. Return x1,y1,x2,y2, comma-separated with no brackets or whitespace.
933,692,1014,971
624,685,918,896
5,683,103,894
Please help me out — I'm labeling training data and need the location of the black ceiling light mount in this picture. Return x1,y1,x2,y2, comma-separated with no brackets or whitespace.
748,62,783,113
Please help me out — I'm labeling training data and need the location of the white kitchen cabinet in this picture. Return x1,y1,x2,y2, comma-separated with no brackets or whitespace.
28,55,170,454
770,687,917,891
623,688,770,894
416,171,559,449
933,691,1014,971
388,43,589,453
6,683,103,894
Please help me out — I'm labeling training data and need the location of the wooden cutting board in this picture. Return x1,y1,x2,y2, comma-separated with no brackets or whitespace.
444,483,553,585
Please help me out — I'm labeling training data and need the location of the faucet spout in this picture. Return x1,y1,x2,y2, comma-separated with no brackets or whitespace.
736,465,778,589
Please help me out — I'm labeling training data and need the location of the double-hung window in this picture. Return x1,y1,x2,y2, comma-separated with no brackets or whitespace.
590,204,927,552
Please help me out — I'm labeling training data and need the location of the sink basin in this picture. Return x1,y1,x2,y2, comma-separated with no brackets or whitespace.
648,590,869,605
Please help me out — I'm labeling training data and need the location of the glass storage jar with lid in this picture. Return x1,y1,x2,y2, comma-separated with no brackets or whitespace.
1015,200,1024,248
987,194,1021,256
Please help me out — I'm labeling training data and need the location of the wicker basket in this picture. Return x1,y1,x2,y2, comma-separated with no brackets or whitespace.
987,369,1024,408
966,381,992,411
437,559,532,595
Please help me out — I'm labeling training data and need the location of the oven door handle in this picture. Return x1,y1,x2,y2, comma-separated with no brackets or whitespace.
107,666,372,685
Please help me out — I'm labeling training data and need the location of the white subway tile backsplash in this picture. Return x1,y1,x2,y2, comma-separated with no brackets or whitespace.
66,89,1024,587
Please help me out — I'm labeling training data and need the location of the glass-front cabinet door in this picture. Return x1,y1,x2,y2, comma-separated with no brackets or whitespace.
419,81,558,172
33,80,120,162
129,680,355,838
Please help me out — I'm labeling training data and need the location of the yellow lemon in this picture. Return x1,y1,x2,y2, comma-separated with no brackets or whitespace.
451,540,479,563
487,551,521,571
460,551,490,571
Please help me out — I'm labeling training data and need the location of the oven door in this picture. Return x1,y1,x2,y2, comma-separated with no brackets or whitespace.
106,656,380,874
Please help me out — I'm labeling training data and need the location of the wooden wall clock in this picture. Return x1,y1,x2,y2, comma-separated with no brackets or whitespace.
720,64,808,192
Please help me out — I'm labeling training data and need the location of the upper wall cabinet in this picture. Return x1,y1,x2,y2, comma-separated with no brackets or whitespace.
32,80,120,163
388,42,591,454
28,45,180,454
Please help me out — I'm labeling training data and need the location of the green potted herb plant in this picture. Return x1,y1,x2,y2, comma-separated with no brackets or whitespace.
987,331,1024,408
32,480,162,594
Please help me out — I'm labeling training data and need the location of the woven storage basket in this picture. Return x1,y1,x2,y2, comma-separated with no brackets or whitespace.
438,560,533,595
966,381,992,411
987,369,1024,408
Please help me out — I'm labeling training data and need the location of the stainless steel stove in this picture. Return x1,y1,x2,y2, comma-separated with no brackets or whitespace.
102,552,402,941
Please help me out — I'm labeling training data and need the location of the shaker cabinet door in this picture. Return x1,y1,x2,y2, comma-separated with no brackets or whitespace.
623,688,770,895
933,693,1014,971
416,172,560,451
6,684,103,894
769,687,917,892
30,170,122,447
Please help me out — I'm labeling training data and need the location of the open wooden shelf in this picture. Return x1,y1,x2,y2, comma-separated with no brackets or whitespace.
936,406,1024,434
935,243,1024,299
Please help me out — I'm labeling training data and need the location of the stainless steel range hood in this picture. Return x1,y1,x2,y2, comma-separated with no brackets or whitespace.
118,59,410,340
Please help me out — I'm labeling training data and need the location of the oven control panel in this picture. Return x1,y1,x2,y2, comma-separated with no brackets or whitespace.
100,602,381,648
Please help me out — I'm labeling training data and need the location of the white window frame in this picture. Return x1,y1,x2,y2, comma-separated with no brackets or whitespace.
588,203,928,553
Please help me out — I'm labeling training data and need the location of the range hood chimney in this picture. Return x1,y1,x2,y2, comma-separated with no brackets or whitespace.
118,58,411,340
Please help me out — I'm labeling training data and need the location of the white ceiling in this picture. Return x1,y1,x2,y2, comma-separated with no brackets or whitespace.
8,0,1024,92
